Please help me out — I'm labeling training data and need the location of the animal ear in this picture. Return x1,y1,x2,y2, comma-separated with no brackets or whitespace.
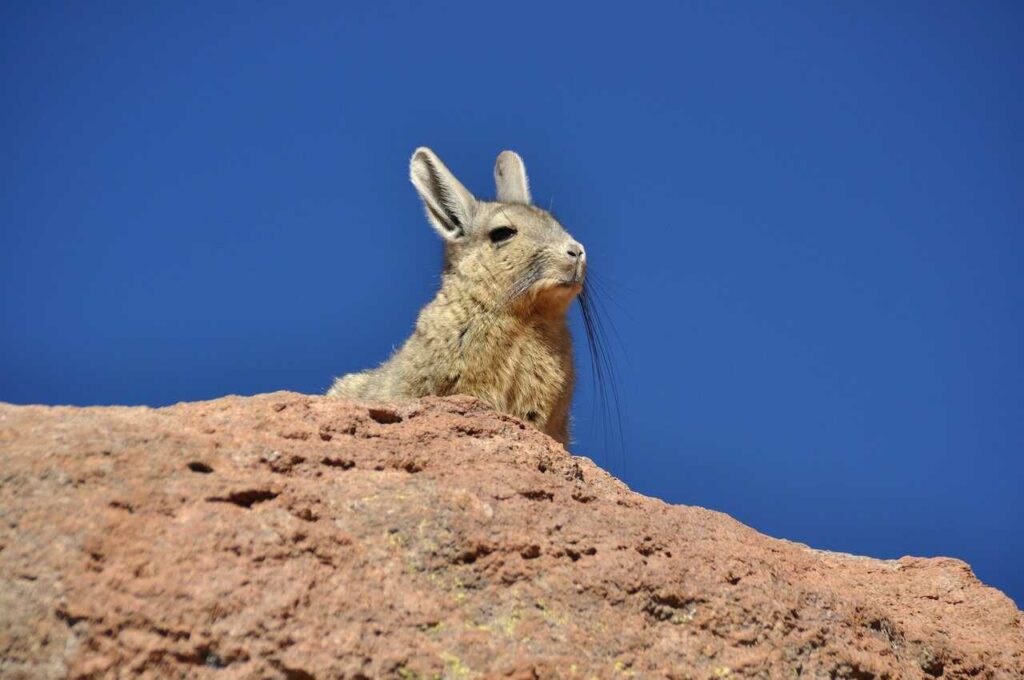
494,150,531,204
409,147,477,241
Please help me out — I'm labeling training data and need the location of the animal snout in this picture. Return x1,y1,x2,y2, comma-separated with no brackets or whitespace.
566,242,586,262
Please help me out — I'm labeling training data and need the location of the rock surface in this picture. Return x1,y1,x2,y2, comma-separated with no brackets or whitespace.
0,392,1021,679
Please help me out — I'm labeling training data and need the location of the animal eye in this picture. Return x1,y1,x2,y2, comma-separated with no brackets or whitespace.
488,226,517,243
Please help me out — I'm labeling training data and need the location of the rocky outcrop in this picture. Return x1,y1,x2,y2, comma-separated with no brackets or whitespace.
0,392,1021,679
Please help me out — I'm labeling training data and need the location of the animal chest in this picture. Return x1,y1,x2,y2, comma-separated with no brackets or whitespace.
455,321,570,429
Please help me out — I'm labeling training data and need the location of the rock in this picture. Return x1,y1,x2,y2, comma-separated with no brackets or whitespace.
0,392,1021,679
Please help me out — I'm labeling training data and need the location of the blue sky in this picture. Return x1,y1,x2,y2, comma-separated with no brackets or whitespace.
2,2,1021,605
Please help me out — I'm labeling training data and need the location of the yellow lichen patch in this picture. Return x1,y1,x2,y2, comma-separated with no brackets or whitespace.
535,600,570,627
419,621,446,636
495,609,521,636
439,651,472,680
670,609,695,624
397,666,441,680
463,620,492,633
713,667,731,678
613,660,637,678
422,567,471,606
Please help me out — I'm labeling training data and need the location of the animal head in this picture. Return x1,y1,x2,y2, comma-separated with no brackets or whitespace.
409,147,586,315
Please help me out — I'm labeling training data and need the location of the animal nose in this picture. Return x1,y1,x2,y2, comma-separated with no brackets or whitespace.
566,242,585,261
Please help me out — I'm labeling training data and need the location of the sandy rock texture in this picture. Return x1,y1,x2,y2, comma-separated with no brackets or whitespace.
0,392,1021,679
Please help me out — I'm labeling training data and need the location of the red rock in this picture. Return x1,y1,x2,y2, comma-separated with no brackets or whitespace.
0,392,1021,679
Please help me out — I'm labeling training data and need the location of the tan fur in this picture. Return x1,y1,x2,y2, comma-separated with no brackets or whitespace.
327,148,585,447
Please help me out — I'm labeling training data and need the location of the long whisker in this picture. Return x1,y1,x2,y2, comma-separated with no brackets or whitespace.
578,279,626,471
583,271,635,323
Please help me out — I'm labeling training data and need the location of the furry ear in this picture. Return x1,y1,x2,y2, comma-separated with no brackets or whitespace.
494,150,531,204
410,147,477,241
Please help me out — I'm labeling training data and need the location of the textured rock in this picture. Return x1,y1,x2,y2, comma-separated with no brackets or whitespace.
0,392,1021,679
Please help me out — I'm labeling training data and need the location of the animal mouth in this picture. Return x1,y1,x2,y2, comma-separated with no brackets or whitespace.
514,260,584,302
558,270,584,288
562,260,586,286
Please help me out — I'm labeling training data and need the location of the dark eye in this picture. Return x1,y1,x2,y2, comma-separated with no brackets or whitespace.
488,226,517,243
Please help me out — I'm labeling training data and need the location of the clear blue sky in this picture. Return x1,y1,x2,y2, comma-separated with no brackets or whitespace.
2,3,1021,605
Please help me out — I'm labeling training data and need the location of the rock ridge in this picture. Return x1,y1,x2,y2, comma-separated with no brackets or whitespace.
0,392,1021,679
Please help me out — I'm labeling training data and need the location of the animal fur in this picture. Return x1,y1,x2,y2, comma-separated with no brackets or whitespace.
328,148,586,447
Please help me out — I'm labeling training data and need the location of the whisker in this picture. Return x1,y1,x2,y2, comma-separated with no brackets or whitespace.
584,270,632,317
577,279,626,471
